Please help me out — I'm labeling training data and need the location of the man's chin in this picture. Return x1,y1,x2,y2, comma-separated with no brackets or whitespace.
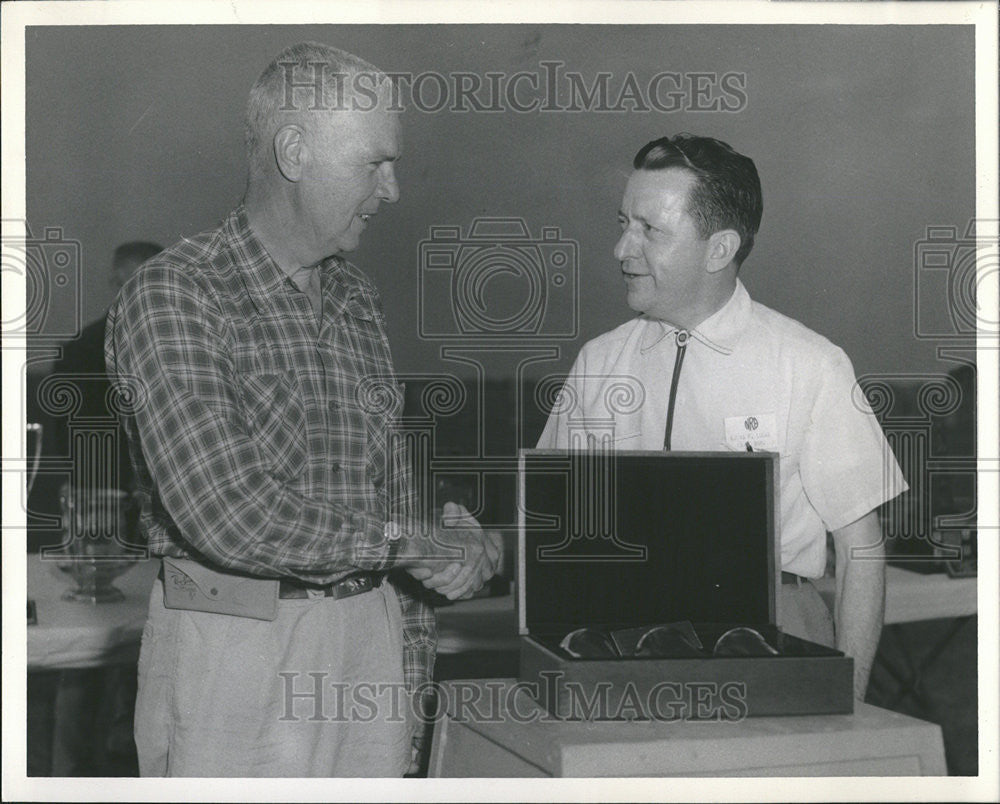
624,292,647,315
332,236,361,255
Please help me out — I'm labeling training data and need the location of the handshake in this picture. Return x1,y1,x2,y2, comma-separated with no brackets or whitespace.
398,502,504,600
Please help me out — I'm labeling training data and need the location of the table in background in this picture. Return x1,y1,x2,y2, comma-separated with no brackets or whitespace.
813,565,976,625
428,679,947,777
27,555,158,776
27,555,159,671
817,564,977,730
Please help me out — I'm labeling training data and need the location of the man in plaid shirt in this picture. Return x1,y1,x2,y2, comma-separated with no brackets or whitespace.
106,42,501,777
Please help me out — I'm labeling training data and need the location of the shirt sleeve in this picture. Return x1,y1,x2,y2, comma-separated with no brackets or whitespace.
383,400,437,703
798,348,909,532
106,264,393,582
389,574,436,756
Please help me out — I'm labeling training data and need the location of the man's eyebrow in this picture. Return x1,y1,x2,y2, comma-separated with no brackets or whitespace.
360,143,400,162
619,209,651,225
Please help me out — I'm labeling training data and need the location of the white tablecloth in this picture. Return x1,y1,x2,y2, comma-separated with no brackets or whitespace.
27,555,159,670
814,565,977,625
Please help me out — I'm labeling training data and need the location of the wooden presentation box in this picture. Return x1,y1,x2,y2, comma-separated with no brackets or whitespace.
516,449,854,720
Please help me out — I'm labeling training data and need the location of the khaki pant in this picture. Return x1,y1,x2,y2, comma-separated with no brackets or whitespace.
135,578,413,777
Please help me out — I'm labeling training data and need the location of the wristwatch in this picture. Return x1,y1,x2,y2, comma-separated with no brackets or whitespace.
384,520,403,542
382,519,404,566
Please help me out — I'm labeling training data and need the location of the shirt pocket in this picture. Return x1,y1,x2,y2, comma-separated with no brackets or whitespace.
237,369,307,481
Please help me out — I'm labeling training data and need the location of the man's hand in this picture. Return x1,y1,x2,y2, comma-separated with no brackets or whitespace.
404,502,503,600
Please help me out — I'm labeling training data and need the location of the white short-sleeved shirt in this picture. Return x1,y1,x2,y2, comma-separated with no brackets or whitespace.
537,280,908,577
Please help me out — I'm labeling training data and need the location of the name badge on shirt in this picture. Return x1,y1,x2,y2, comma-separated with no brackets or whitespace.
724,414,778,452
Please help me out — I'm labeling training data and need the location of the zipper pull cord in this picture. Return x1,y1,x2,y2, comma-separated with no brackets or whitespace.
663,329,689,451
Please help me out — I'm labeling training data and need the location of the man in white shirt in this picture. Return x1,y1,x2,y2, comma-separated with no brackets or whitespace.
537,134,907,699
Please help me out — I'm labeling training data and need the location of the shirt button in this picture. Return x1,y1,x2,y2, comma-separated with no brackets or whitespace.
329,401,340,411
331,462,341,472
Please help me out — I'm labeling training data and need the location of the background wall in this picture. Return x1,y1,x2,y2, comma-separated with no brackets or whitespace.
25,24,976,381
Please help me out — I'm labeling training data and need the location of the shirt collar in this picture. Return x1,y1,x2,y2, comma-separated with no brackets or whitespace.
224,204,287,300
639,279,752,355
224,205,368,319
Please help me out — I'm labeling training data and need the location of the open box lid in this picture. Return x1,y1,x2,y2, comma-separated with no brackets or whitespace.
517,449,780,635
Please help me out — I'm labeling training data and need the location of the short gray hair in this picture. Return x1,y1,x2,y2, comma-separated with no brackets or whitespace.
244,41,386,176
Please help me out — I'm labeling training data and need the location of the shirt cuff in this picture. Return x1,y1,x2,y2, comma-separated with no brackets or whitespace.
351,511,399,570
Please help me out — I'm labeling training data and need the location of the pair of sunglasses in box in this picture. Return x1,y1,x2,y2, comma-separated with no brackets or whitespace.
558,622,780,659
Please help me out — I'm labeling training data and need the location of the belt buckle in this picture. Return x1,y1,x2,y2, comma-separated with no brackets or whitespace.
279,573,377,601
335,574,371,599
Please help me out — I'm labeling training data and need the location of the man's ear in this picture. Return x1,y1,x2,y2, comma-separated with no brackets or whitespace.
706,229,741,274
273,124,307,182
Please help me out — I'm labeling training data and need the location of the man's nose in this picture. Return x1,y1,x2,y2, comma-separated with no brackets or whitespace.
377,163,400,204
614,227,638,262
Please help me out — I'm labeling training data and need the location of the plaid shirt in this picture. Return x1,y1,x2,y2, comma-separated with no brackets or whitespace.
106,205,435,695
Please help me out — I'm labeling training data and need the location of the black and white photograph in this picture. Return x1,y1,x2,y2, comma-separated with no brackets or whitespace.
2,1,997,801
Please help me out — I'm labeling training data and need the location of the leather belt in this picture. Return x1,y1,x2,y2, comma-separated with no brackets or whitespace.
278,572,382,600
781,571,807,586
155,564,383,601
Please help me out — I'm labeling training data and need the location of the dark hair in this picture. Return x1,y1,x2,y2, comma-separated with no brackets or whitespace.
633,134,762,267
113,241,163,266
